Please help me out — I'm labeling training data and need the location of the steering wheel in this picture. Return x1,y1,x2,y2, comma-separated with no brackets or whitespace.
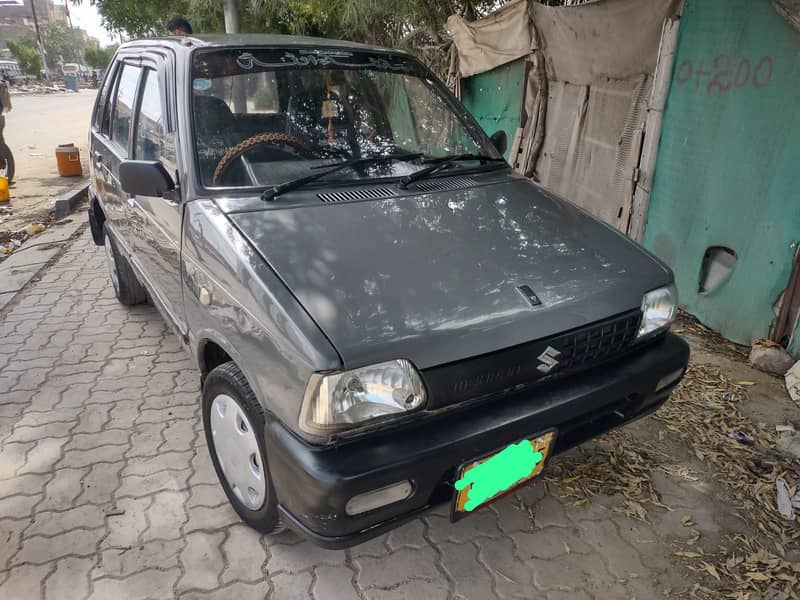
212,132,319,185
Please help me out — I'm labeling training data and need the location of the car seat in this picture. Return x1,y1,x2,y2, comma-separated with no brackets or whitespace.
193,95,240,185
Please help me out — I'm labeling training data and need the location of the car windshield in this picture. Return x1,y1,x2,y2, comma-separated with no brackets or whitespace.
191,47,500,188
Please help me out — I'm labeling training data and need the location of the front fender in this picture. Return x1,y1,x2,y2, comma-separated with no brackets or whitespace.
182,199,341,431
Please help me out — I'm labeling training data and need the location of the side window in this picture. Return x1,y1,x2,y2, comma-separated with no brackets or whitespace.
134,70,176,165
93,63,116,133
110,64,141,153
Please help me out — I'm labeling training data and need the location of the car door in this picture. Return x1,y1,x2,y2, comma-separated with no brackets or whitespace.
129,66,186,333
92,62,142,247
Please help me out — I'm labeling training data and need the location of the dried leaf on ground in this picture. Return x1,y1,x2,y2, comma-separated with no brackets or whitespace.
657,364,800,598
546,357,799,598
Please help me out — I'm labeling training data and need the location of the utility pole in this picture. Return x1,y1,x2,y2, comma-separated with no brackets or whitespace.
224,0,246,113
223,0,239,33
29,0,49,79
65,0,79,65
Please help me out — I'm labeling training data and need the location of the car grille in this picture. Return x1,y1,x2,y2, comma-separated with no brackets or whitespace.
558,312,641,370
421,310,642,409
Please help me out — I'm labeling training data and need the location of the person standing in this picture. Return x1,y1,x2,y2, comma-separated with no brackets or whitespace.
166,17,193,36
0,76,14,181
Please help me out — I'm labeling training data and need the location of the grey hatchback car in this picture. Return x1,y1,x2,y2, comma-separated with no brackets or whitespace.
87,34,689,548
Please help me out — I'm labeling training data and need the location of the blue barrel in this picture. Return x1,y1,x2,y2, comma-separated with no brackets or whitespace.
63,74,78,92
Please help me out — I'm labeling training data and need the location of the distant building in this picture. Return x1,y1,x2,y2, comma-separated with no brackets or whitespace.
48,0,68,25
0,0,71,47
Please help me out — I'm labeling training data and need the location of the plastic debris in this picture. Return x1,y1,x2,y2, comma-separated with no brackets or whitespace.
775,477,795,521
786,361,800,407
776,430,800,460
23,223,45,236
727,431,754,445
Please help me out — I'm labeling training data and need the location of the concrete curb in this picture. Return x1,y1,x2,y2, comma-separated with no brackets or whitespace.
54,181,90,218
0,218,87,311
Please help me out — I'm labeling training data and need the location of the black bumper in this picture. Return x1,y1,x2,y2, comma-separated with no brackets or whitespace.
265,332,689,548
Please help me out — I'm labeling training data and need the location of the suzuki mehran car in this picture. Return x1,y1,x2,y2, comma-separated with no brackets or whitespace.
87,34,689,548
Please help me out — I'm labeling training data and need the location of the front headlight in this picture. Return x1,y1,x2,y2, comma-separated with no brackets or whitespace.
300,359,426,435
638,284,678,339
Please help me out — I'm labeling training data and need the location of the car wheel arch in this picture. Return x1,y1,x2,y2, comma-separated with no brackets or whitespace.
196,335,254,391
199,338,234,382
196,336,277,422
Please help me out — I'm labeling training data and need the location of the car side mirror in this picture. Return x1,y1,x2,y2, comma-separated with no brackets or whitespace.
489,130,507,156
119,160,175,198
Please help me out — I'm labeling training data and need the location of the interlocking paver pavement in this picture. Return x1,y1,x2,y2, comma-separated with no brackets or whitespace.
0,228,709,599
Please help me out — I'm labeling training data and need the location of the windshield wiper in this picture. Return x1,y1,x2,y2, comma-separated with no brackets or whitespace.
398,153,506,190
261,152,423,201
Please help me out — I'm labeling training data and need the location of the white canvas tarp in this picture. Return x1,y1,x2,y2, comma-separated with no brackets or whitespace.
529,0,680,84
447,0,532,78
449,0,681,231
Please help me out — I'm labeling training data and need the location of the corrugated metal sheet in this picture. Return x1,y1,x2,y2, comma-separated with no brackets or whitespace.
460,58,526,159
643,0,800,351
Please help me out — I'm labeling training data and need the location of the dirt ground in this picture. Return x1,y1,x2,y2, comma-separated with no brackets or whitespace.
554,313,800,598
0,91,94,246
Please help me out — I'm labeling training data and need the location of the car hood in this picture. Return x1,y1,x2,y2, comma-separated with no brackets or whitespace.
228,176,671,369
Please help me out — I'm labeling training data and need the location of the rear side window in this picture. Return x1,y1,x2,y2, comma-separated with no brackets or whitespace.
134,70,176,165
93,63,117,133
110,64,141,153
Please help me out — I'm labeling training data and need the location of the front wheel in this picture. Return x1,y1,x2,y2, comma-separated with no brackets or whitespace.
0,141,15,183
202,361,283,533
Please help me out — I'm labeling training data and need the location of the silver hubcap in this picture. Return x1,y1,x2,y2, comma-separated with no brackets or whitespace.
210,394,266,511
103,234,120,293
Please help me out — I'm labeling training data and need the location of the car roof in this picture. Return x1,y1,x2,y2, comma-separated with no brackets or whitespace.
120,33,410,57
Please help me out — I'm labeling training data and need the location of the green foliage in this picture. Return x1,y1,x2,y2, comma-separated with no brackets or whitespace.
7,38,43,76
84,43,118,70
42,23,86,68
87,0,190,38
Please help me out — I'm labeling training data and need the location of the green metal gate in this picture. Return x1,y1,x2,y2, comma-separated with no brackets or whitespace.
460,58,526,160
643,0,800,353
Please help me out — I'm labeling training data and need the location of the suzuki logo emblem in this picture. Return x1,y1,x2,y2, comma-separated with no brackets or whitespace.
536,346,561,374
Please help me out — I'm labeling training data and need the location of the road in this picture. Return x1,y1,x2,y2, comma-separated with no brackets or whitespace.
1,91,96,234
1,224,796,598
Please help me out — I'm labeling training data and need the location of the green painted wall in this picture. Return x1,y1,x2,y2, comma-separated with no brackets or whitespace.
643,0,800,353
460,59,526,159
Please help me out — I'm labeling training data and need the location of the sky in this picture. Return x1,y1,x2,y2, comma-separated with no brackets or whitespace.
66,1,117,46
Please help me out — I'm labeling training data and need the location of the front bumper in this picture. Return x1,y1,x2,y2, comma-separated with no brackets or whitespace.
266,331,689,548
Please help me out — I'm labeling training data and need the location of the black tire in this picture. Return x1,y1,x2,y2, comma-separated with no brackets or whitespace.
0,141,14,183
202,361,283,533
103,222,147,306
88,200,105,246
